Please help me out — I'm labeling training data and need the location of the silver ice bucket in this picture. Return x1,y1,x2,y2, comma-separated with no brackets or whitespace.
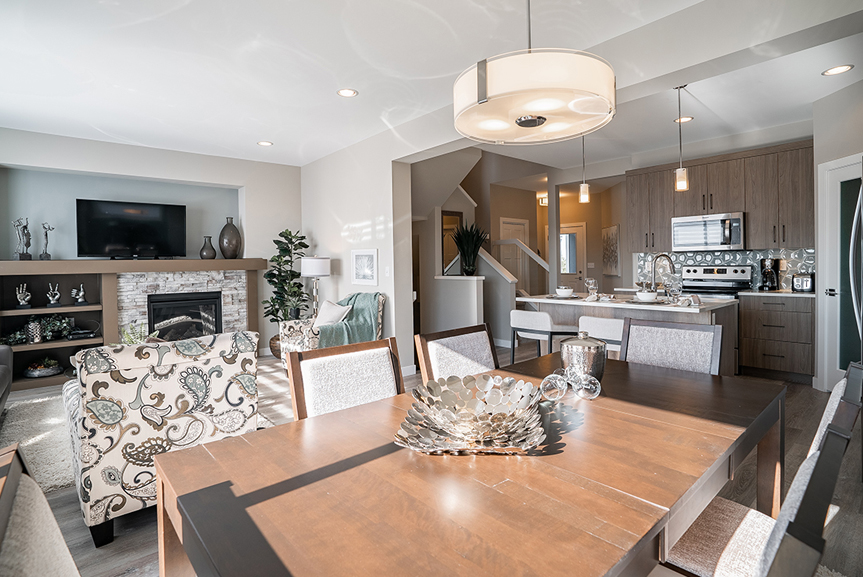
560,331,606,381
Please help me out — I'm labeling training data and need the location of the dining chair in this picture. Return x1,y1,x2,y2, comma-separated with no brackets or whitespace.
415,324,499,383
620,318,722,375
660,362,862,577
578,316,624,355
509,310,581,365
287,337,404,420
0,444,81,577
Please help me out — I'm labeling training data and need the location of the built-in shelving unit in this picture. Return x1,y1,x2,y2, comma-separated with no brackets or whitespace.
0,304,102,317
11,337,103,353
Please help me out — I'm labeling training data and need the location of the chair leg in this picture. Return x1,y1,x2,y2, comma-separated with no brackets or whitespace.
536,339,541,358
510,330,516,365
548,333,553,355
89,519,114,548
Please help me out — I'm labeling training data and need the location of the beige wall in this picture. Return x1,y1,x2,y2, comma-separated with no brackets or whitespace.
813,79,863,168
489,184,545,295
600,181,632,292
0,127,301,350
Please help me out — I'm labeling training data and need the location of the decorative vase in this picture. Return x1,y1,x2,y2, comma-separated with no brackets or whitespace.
199,236,217,259
288,307,301,320
219,217,242,259
462,263,477,276
268,335,281,359
560,331,607,382
26,321,43,344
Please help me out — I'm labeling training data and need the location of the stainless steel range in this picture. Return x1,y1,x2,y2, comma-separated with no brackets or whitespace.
681,265,752,299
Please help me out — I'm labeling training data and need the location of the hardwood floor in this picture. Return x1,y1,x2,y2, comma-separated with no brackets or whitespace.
6,346,862,577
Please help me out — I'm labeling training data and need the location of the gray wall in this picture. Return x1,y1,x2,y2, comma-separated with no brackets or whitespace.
0,168,238,260
813,79,863,167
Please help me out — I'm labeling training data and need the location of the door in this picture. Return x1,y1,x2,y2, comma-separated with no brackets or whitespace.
500,218,530,292
817,153,862,390
707,159,745,215
744,154,779,249
673,164,708,217
557,223,587,291
627,174,650,253
648,170,674,252
779,147,815,248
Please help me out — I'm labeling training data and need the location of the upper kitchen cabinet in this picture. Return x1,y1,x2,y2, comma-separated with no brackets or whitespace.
648,170,674,252
744,153,779,249
672,164,708,217
626,173,650,253
778,147,815,248
706,159,745,215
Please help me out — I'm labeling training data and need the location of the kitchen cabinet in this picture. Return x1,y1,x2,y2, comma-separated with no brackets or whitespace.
626,173,650,253
744,153,779,249
706,159,745,215
778,147,815,248
672,164,708,217
648,170,674,252
738,293,814,375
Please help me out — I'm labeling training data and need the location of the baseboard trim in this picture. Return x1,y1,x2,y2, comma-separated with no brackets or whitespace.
401,365,417,377
494,338,512,348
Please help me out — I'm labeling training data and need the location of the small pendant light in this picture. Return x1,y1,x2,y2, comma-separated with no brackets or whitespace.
674,85,689,192
579,136,590,203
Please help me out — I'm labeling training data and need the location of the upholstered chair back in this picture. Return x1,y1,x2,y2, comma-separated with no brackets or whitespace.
64,331,259,531
620,319,722,375
510,310,553,338
415,324,499,383
808,378,846,457
577,316,624,352
287,337,404,420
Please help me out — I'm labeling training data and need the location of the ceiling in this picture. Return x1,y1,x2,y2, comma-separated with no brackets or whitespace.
1,1,861,168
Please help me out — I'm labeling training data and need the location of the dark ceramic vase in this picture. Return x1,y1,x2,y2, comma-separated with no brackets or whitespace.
219,217,242,259
199,236,217,259
288,307,301,320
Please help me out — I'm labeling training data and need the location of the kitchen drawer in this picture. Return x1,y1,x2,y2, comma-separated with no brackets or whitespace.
739,310,813,344
739,338,813,375
738,295,813,313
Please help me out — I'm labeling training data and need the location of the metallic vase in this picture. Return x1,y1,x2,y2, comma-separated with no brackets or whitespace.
560,332,607,381
199,235,217,259
26,321,43,344
219,217,242,259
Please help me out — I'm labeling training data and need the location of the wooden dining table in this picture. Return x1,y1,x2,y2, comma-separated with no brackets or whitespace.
155,354,786,577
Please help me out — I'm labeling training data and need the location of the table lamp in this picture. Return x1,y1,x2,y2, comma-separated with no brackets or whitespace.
300,256,331,316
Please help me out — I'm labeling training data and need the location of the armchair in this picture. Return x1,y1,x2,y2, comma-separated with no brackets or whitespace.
0,345,11,417
279,292,385,365
62,331,259,546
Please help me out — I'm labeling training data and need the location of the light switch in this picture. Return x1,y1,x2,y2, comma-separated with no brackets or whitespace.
385,266,390,277
587,263,595,269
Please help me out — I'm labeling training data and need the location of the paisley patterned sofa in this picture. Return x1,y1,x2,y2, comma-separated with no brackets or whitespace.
62,331,259,546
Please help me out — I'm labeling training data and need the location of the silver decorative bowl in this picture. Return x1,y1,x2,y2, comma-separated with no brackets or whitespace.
394,375,546,455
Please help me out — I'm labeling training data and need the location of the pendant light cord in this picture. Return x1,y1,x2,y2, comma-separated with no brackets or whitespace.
582,136,586,184
677,86,683,169
527,0,532,52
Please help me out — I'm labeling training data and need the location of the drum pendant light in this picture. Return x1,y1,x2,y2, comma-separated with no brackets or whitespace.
579,136,590,203
674,86,689,192
453,0,616,145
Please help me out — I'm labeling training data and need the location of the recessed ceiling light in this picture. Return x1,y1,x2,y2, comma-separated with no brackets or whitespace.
337,88,358,97
822,65,854,76
674,116,694,123
257,141,273,147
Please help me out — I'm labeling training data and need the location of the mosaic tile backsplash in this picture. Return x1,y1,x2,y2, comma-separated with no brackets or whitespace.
636,248,815,290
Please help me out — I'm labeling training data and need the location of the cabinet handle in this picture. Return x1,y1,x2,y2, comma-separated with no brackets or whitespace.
709,194,713,210
773,226,776,243
762,324,785,328
645,233,648,248
763,302,785,306
763,353,785,359
702,194,706,211
651,233,654,248
782,225,786,243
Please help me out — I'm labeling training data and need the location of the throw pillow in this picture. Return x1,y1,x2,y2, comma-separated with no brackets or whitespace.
313,301,352,328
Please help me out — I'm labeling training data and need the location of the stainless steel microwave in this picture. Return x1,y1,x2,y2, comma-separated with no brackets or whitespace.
671,212,744,252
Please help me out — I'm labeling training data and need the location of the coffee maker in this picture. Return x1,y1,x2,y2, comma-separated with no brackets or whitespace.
759,258,781,291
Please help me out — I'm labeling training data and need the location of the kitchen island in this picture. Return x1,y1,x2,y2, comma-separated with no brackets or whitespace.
516,293,739,375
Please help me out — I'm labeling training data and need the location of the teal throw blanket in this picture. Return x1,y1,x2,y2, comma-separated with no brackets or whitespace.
317,292,381,349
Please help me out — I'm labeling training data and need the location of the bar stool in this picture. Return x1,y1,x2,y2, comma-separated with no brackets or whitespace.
577,316,624,356
509,310,580,364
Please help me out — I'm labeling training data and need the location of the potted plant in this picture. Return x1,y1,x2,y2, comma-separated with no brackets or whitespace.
451,223,489,276
262,229,310,356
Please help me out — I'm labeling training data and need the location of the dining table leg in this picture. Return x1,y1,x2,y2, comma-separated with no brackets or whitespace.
158,477,195,577
756,396,785,519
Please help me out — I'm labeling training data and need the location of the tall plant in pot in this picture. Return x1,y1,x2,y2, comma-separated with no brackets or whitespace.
262,229,310,357
452,223,489,276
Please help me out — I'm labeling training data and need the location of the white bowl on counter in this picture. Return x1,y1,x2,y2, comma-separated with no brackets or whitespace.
555,287,574,297
634,291,658,302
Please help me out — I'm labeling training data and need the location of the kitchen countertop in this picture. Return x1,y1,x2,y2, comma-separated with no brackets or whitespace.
738,289,816,298
516,293,738,313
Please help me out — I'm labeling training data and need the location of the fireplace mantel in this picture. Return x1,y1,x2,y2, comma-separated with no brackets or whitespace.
0,258,267,276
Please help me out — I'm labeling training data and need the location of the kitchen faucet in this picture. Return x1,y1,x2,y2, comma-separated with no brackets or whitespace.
651,253,676,292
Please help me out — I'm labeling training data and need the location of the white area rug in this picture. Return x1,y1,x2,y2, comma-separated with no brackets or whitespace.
817,566,849,577
0,395,75,493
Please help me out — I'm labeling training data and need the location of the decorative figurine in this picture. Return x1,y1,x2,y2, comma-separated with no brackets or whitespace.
71,284,88,305
15,284,31,309
47,283,61,307
40,223,54,261
12,218,32,260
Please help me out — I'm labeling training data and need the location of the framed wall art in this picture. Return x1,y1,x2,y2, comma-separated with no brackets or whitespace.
602,224,620,277
351,249,378,286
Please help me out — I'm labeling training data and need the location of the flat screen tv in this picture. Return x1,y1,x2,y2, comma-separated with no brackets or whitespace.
76,199,186,258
